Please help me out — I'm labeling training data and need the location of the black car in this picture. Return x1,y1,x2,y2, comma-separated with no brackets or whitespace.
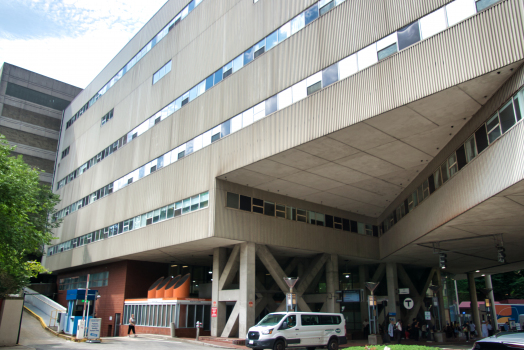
473,332,524,350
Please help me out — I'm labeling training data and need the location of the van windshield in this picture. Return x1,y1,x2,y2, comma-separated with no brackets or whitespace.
257,314,285,326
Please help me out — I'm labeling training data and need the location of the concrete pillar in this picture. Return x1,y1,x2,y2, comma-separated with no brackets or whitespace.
238,242,256,337
484,274,498,330
468,273,482,336
386,263,400,319
436,269,447,330
211,247,227,337
359,265,370,326
326,254,339,313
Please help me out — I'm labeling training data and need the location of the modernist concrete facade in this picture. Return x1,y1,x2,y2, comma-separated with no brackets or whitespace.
45,0,524,339
0,63,82,183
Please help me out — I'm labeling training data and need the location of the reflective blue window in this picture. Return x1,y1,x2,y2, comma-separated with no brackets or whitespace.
266,30,278,51
214,68,223,85
397,21,421,50
305,4,319,25
244,46,255,65
205,75,214,90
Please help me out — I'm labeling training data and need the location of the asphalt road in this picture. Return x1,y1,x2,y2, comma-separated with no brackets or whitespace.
18,311,225,350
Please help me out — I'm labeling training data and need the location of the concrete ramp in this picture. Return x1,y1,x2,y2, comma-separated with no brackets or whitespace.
23,287,65,328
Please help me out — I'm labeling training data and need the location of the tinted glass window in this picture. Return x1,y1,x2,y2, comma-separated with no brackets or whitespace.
304,4,319,25
227,192,239,209
475,125,489,154
240,195,251,211
397,21,421,50
322,64,338,88
499,101,516,133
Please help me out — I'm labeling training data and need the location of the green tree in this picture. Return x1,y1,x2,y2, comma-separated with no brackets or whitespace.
456,270,524,302
0,134,61,298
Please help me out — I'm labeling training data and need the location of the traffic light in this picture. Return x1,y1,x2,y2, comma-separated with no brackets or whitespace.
498,247,506,263
439,253,447,269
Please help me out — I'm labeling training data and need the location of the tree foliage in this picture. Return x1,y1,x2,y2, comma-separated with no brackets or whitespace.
456,270,524,302
0,134,61,298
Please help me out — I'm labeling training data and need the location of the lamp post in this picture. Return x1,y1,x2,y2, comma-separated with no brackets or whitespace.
429,285,442,331
283,277,299,312
365,282,380,335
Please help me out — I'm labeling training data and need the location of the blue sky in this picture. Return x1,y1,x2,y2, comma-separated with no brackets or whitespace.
0,0,168,88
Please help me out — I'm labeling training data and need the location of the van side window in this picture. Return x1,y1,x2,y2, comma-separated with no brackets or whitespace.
280,315,297,329
301,315,319,326
319,315,341,325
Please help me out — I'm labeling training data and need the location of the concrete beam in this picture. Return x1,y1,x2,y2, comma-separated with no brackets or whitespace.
386,263,400,317
371,263,386,283
303,294,328,303
218,289,239,302
256,245,290,293
407,268,436,321
239,242,256,337
220,301,239,338
296,254,329,295
468,272,482,336
326,254,339,313
211,247,227,337
359,265,370,325
218,245,240,291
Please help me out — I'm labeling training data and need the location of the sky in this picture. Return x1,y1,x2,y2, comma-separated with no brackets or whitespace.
0,0,169,89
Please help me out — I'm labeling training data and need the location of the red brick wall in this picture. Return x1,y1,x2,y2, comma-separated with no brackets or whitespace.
56,261,128,337
123,326,210,337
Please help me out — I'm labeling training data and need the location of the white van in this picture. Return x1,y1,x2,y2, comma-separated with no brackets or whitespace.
246,312,346,350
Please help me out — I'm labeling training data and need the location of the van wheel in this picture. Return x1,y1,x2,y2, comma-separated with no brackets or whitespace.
327,338,339,350
273,339,285,350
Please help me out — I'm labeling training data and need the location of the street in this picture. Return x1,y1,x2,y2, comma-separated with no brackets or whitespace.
18,311,229,350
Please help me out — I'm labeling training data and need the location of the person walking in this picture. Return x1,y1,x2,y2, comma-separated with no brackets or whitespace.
487,322,493,336
395,320,403,344
482,321,488,338
387,319,395,343
470,321,476,340
128,314,137,337
464,322,470,342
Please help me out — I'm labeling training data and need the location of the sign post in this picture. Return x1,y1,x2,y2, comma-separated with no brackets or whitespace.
86,318,101,343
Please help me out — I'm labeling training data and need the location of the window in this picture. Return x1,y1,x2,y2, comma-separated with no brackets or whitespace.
308,211,316,225
357,44,378,70
253,198,264,214
61,146,70,159
420,8,448,39
101,109,114,126
316,213,325,226
338,54,358,80
276,204,286,218
376,33,398,60
239,195,251,211
297,209,307,223
448,153,458,178
153,61,172,84
499,100,517,133
264,201,275,216
408,191,418,212
253,39,265,59
446,0,477,26
191,195,200,211
319,0,334,15
486,114,502,144
306,72,322,95
334,217,342,230
322,63,338,88
200,192,209,208
286,206,296,220
476,0,501,12
397,21,421,50
304,4,319,26
227,192,239,209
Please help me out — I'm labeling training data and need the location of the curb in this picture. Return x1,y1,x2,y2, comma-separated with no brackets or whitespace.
135,335,238,349
23,307,93,343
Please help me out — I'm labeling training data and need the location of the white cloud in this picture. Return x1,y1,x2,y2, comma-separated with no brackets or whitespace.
0,0,168,88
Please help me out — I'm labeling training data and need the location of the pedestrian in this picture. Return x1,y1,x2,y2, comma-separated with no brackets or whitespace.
395,320,403,344
128,313,137,337
464,322,470,342
470,321,476,339
504,322,509,331
487,322,493,336
411,318,420,341
482,321,488,338
388,319,395,343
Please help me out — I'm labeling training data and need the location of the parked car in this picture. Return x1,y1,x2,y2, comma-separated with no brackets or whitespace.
246,312,347,350
472,331,524,350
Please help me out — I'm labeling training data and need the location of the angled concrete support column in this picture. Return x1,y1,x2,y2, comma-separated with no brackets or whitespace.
386,263,400,318
484,274,498,330
359,265,370,326
468,272,482,336
326,254,339,313
211,247,227,337
435,269,447,329
239,242,256,337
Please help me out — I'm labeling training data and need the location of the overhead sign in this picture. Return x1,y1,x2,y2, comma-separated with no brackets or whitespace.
425,311,431,320
403,298,414,309
211,307,217,318
399,288,410,295
87,318,101,340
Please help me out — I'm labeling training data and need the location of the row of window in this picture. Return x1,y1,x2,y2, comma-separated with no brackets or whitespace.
382,86,524,234
58,271,109,291
226,192,378,236
54,0,355,191
100,109,114,126
153,61,172,85
61,146,69,159
65,0,204,130
48,192,209,256
54,0,500,213
56,0,498,193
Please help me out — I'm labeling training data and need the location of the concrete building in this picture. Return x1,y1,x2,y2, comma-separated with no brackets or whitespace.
0,63,81,184
44,0,524,340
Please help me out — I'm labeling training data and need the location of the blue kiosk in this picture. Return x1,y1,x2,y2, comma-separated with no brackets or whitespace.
65,289,98,335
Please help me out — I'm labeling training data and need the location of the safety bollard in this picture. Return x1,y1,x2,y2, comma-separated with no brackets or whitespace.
196,321,201,341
